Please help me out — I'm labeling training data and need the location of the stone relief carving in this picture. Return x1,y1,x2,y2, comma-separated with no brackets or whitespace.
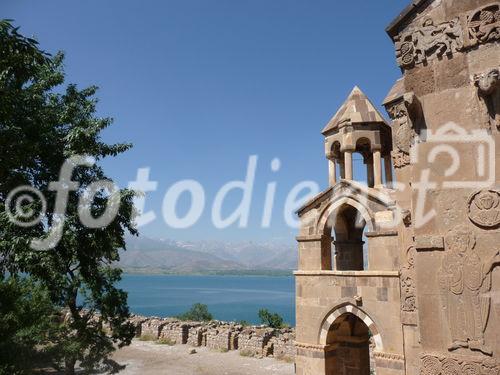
468,190,500,228
395,4,500,70
474,68,500,130
421,356,442,375
420,353,499,375
438,226,500,355
373,351,405,362
387,92,423,168
467,3,500,46
396,18,464,69
402,209,412,227
400,246,417,313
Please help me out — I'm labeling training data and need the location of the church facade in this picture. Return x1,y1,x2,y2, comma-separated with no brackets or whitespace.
294,1,500,374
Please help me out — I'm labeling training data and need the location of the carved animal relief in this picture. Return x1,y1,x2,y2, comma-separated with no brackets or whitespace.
468,190,500,228
474,68,500,130
396,18,464,69
438,226,500,356
396,4,500,70
421,354,499,375
467,3,500,46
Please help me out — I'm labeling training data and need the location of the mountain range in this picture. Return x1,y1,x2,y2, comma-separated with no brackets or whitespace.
118,235,297,275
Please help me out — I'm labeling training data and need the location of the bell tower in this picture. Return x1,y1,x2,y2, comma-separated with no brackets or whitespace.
295,86,401,375
323,86,393,188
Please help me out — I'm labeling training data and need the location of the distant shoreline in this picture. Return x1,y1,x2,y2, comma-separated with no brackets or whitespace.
121,268,294,277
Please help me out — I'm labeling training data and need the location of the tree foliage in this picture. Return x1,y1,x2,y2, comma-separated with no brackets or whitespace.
177,303,214,322
0,19,137,374
0,277,61,374
258,309,285,329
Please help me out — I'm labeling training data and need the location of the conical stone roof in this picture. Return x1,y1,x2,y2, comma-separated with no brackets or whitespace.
322,86,388,136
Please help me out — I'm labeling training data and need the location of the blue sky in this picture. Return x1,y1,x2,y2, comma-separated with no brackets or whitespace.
3,0,408,242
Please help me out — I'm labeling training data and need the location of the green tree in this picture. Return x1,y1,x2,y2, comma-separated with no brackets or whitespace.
0,20,137,374
258,309,285,329
0,277,61,374
177,303,214,322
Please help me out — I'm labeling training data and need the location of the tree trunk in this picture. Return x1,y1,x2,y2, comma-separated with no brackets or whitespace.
65,358,76,375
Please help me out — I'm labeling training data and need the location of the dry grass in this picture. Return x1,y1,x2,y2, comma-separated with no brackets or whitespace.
139,334,157,342
239,349,253,357
156,337,176,346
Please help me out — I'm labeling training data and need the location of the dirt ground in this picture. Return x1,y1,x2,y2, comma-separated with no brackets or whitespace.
110,340,295,375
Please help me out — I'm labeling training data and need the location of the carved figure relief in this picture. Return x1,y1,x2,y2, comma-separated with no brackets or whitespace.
400,246,417,312
438,226,500,355
468,190,500,228
386,92,423,168
396,18,464,69
474,68,500,130
420,354,499,375
467,4,500,45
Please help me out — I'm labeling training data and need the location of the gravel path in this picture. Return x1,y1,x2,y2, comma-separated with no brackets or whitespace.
111,340,295,375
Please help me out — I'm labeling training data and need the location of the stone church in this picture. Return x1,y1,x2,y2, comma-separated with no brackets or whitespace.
294,0,500,374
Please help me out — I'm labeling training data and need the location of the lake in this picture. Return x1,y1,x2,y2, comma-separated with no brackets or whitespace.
119,274,296,325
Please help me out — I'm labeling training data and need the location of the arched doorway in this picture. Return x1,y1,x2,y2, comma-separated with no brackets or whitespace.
324,313,374,375
320,305,382,375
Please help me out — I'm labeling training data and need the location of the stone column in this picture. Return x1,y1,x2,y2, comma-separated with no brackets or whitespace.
373,150,382,188
365,157,374,188
328,158,337,187
339,160,345,179
384,155,393,187
344,151,353,180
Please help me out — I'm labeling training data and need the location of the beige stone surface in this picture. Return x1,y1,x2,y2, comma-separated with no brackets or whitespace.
295,1,500,374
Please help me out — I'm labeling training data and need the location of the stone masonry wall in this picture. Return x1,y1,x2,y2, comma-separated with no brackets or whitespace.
238,327,275,357
158,320,191,344
134,315,296,362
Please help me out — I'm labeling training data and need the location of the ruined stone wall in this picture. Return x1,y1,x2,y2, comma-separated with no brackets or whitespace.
186,323,206,347
134,316,296,361
158,320,190,344
237,327,275,357
205,323,241,351
270,328,296,360
140,318,166,339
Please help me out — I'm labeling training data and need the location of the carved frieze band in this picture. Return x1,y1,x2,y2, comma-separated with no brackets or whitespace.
294,342,325,352
420,353,499,375
395,3,500,70
374,351,405,362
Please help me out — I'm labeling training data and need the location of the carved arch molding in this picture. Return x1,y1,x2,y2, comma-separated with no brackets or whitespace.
318,303,383,351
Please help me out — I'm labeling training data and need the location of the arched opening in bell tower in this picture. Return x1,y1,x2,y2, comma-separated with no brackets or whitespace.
353,137,372,187
323,201,373,271
331,204,367,271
